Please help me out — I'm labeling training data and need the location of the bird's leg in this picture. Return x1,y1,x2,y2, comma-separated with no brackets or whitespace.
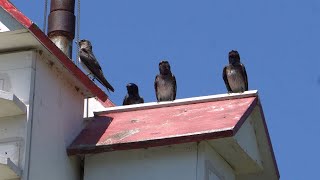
239,89,246,94
86,73,95,81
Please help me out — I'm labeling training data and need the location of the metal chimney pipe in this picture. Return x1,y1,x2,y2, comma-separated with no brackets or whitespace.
47,0,75,59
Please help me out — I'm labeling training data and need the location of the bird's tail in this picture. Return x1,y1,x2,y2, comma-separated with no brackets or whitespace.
95,73,115,92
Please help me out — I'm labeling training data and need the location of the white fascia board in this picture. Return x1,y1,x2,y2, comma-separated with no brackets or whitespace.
95,90,258,115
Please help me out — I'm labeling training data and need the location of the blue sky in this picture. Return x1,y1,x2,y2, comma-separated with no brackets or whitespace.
11,0,320,179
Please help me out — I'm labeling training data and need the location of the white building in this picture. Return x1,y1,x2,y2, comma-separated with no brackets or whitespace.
69,92,279,180
0,1,279,180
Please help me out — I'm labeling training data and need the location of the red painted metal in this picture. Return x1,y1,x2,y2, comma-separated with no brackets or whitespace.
0,0,109,101
67,97,257,155
97,98,116,107
0,0,32,27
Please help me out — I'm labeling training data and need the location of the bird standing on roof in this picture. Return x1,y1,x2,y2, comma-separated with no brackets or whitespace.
154,60,177,102
123,83,144,105
78,39,114,92
223,50,248,93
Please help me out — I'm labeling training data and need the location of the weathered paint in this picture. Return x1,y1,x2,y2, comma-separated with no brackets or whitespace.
27,53,84,180
0,1,109,102
0,7,23,31
0,51,34,179
0,0,32,28
70,93,280,179
0,50,88,180
0,2,280,179
68,96,257,155
0,2,111,178
84,142,235,180
28,24,108,101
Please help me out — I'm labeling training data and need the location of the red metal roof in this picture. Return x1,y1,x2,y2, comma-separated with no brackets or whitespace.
67,95,258,155
97,98,116,107
0,0,109,102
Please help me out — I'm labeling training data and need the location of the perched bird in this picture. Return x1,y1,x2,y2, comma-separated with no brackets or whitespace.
123,83,144,105
154,60,177,102
78,39,114,92
223,50,248,93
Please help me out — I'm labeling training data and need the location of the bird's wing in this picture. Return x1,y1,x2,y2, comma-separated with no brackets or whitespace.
94,74,115,92
80,49,114,92
80,49,102,72
240,63,248,90
123,95,129,105
172,74,177,100
139,97,144,103
223,66,232,92
154,75,159,101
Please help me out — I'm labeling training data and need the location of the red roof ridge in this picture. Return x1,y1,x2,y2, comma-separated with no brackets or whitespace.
95,90,258,115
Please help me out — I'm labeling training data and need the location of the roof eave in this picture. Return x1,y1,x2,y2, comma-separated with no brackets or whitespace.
67,128,235,156
67,91,260,156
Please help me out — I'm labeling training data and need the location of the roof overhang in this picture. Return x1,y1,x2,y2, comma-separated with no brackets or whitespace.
67,91,279,179
67,90,279,178
0,0,109,101
68,91,259,155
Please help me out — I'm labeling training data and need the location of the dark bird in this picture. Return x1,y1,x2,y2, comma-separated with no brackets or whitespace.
123,83,144,105
154,60,177,102
78,39,114,92
223,50,248,93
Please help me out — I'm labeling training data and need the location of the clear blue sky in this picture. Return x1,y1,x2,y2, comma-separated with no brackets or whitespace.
11,0,320,179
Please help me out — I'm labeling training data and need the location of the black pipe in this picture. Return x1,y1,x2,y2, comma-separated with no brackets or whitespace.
47,0,75,58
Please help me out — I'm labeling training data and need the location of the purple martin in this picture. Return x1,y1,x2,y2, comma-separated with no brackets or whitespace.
78,39,114,92
223,50,248,93
154,60,177,102
123,83,144,105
